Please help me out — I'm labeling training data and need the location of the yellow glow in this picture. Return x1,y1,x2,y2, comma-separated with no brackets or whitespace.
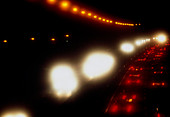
82,52,115,79
102,19,106,22
110,20,113,23
2,112,28,117
157,34,167,43
88,13,92,16
3,40,7,43
46,0,57,5
98,17,102,20
121,43,134,53
51,38,55,41
60,1,70,9
81,11,86,14
65,34,69,37
50,65,78,97
128,99,133,102
93,15,97,18
30,38,35,41
106,20,109,23
72,7,78,12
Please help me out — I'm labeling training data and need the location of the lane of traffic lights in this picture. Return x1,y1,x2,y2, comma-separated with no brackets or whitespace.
29,0,140,27
106,40,170,116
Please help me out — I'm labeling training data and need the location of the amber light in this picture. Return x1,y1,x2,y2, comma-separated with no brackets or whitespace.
72,7,78,12
93,15,97,19
51,38,55,41
3,40,7,43
30,38,35,41
65,34,69,38
81,10,86,15
60,1,70,10
128,99,133,103
98,17,102,20
87,13,92,16
46,0,57,5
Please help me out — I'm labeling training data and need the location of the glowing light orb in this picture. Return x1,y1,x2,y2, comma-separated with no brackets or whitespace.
157,34,167,43
2,112,28,117
82,52,115,79
60,1,70,10
46,0,57,5
50,65,78,97
121,43,134,53
135,40,143,46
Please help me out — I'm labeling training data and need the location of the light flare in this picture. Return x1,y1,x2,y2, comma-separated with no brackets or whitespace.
82,52,115,79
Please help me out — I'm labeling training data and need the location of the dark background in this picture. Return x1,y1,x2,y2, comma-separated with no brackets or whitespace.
0,0,170,116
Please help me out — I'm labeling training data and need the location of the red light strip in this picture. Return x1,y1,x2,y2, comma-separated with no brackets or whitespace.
43,0,140,26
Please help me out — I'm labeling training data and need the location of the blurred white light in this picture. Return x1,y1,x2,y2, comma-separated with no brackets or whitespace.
135,40,143,46
82,52,115,79
2,112,27,117
146,38,151,42
157,34,167,43
50,65,78,97
121,43,134,53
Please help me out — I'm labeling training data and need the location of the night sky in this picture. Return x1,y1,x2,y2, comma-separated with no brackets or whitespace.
0,0,170,116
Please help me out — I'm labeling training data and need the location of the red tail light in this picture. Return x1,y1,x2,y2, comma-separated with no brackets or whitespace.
162,82,165,86
132,95,136,99
126,105,133,113
110,104,118,113
122,95,127,100
157,113,161,117
136,79,140,84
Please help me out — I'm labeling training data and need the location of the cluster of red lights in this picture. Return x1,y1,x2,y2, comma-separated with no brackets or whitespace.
106,42,169,115
109,104,134,114
45,0,140,26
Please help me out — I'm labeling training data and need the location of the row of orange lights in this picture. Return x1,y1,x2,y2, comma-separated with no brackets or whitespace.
30,34,69,41
46,0,140,26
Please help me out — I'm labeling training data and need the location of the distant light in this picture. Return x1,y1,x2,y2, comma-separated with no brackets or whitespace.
102,19,106,22
157,34,167,43
72,7,78,12
93,15,97,19
50,64,78,97
120,43,134,53
82,52,115,80
135,40,143,46
65,34,69,38
106,20,109,23
128,98,133,102
60,1,70,10
30,38,35,41
110,20,113,23
81,10,86,15
46,0,57,5
3,40,7,43
51,38,55,41
98,17,102,20
2,111,28,117
88,13,92,16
